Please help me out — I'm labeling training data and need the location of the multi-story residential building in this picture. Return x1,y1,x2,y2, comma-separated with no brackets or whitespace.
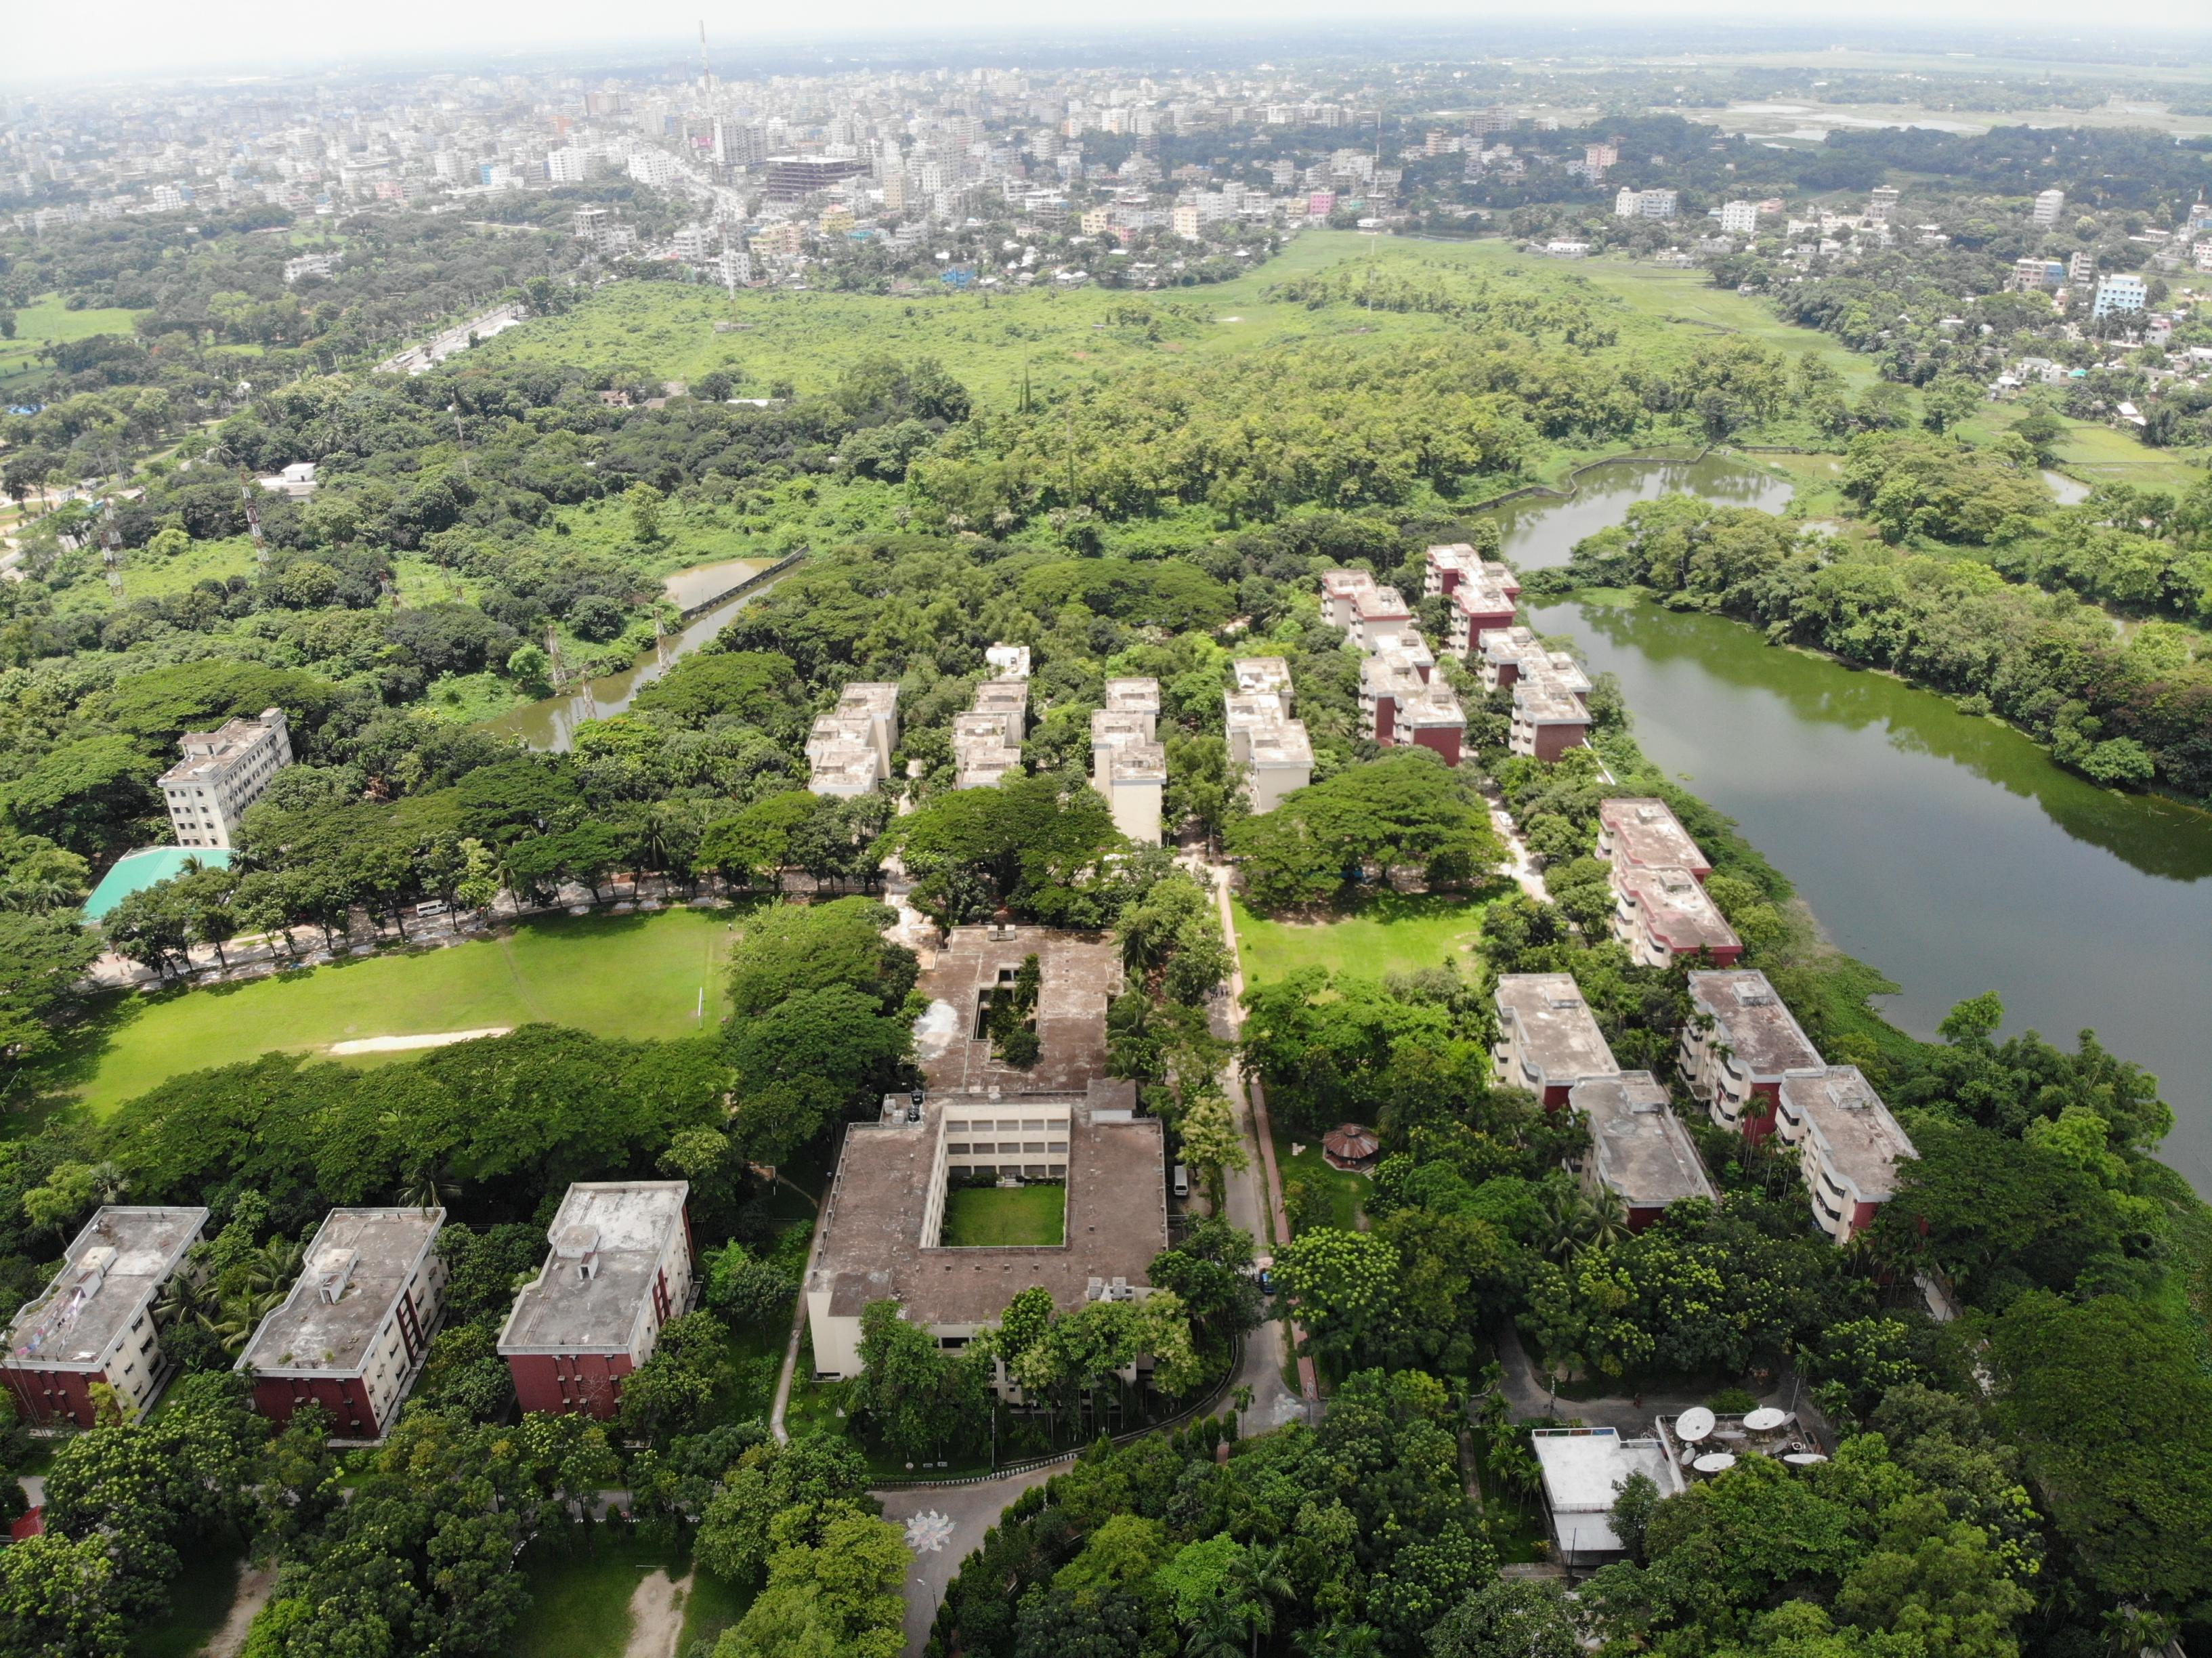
2010,257,2065,293
2068,249,2097,285
2092,274,2146,318
160,707,294,850
1569,1074,1716,1228
238,1208,447,1440
1508,679,1592,763
1611,864,1742,968
1493,973,1618,1108
1678,969,1824,1136
1718,200,1758,235
1091,679,1165,843
2033,188,2066,227
1867,185,1901,224
1103,677,1160,738
499,1183,694,1418
1615,187,1677,220
1224,687,1314,813
3,1206,207,1427
1774,1067,1915,1244
1596,798,1711,880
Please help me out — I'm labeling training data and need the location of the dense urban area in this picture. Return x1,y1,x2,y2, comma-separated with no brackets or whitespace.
0,18,2208,1658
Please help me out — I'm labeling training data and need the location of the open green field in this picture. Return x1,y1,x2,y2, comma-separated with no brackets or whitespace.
1230,892,1491,986
1275,1123,1373,1235
1959,399,2210,496
941,1182,1067,1246
481,233,1878,437
0,293,146,391
44,908,736,1118
504,1533,689,1658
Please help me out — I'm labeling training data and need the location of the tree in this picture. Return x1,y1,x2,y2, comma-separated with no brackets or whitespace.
697,1435,878,1586
847,1300,992,1464
0,1532,126,1658
626,482,666,545
616,1310,725,1444
1227,750,1500,912
0,911,102,1059
1425,1580,1581,1658
1274,1229,1397,1364
729,985,914,1164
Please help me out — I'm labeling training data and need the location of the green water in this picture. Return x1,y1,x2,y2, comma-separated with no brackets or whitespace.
1491,458,2212,1194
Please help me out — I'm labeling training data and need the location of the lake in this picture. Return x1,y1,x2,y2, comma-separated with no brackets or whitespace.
1488,456,2212,1194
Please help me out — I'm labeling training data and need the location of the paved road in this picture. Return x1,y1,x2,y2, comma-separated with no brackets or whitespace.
876,1467,1059,1656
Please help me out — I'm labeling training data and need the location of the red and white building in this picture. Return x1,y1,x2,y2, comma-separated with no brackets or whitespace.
1611,864,1742,968
1493,973,1619,1108
1481,626,1594,762
1775,1067,1916,1244
498,1182,693,1419
1569,1073,1717,1229
1426,543,1522,657
1678,970,1824,1139
1596,799,1712,882
237,1208,447,1440
3,1206,206,1427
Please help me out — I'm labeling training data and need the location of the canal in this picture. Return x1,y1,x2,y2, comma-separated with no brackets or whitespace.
484,557,774,751
1487,456,2212,1195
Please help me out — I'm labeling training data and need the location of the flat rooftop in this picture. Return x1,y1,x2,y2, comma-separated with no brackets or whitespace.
1354,586,1411,620
1778,1067,1916,1197
1232,658,1292,697
1250,722,1314,765
838,682,899,714
912,925,1122,1095
812,1090,1168,1327
1103,678,1160,716
1688,971,1824,1079
811,748,880,790
1106,743,1168,783
1091,710,1150,748
973,681,1030,719
159,712,280,786
500,1183,689,1356
7,1206,207,1369
1402,687,1464,727
1600,798,1710,874
1496,973,1618,1083
1514,683,1591,723
238,1209,442,1379
1532,1428,1682,1556
1617,866,1739,954
1573,1073,1717,1210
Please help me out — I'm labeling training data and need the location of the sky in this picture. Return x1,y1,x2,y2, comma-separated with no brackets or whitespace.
6,1,2203,87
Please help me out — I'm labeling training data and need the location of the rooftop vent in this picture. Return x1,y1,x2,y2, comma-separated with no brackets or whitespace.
554,1224,601,1282
314,1248,358,1304
1739,989,1774,1006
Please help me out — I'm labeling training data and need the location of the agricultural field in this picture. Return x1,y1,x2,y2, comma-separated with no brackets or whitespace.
1230,891,1492,987
39,907,737,1119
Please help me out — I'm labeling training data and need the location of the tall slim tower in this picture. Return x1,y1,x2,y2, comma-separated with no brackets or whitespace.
698,22,715,95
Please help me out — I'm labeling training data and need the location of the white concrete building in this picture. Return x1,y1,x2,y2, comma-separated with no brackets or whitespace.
1774,1067,1915,1245
2033,188,2066,227
1531,1427,1685,1564
161,707,294,850
1719,200,1759,235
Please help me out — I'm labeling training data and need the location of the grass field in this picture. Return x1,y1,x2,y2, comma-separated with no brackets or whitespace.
941,1182,1067,1246
504,1533,685,1658
1275,1124,1373,1236
1230,892,1492,986
129,1543,243,1658
0,293,147,392
43,908,736,1118
481,233,1877,442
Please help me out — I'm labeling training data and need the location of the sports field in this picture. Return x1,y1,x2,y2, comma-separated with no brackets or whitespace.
0,293,147,392
1230,892,1491,987
47,908,736,1118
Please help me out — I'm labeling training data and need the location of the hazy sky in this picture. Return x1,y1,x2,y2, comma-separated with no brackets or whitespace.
6,1,2198,87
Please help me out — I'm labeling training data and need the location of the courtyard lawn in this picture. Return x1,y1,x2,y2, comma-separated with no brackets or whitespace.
940,1183,1067,1246
1274,1124,1373,1236
45,907,737,1119
1230,891,1491,987
503,1532,685,1658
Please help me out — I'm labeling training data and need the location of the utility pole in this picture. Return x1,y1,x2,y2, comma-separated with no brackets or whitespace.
449,403,470,480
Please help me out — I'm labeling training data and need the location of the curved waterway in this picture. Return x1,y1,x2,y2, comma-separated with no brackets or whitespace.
1486,456,2212,1194
484,557,773,751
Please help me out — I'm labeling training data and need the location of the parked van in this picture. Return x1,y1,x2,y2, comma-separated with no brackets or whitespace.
1172,1164,1190,1199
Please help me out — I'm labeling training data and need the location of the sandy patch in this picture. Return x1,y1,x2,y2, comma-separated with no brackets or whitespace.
205,1564,279,1658
624,1570,689,1658
326,1027,511,1056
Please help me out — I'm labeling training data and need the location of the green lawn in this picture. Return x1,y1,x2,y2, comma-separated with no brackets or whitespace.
940,1182,1067,1246
129,1540,242,1658
1230,892,1491,986
44,908,736,1118
679,1569,754,1655
1275,1124,1373,1235
0,293,147,390
504,1531,685,1658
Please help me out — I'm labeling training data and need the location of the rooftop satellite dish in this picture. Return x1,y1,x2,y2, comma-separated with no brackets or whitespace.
1743,1407,1788,1432
1783,1452,1829,1466
1693,1451,1737,1474
1676,1407,1716,1443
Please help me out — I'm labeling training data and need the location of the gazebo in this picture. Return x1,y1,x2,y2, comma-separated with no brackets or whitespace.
1321,1123,1380,1172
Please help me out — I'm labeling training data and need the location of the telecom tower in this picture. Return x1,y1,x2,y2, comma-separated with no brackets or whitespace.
236,467,266,567
100,498,124,597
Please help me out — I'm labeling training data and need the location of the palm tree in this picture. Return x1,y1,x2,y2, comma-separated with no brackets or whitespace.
88,1162,131,1205
1293,1624,1380,1658
1224,1542,1295,1658
1579,1187,1630,1252
1537,1187,1591,1262
155,1264,219,1333
400,1162,461,1214
1185,1600,1247,1658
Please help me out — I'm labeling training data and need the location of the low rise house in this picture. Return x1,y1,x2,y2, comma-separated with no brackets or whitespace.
3,1206,207,1427
1596,798,1711,880
238,1208,447,1440
1611,864,1742,967
985,642,1032,679
1531,1427,1684,1565
1679,970,1825,1136
161,707,293,850
1775,1067,1915,1244
499,1182,694,1418
1493,973,1618,1107
1570,1074,1716,1227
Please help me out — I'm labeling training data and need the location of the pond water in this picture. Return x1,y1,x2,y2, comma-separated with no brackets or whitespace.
484,557,774,750
1483,457,2212,1195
